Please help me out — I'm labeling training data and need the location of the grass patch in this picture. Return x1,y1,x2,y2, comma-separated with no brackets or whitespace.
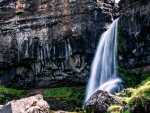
114,77,150,112
43,87,73,100
0,85,25,104
43,87,85,107
0,85,85,110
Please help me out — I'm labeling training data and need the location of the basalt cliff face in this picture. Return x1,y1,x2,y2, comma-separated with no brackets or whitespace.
0,0,116,88
118,0,150,69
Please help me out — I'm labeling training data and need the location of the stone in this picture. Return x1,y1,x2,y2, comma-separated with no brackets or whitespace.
0,0,117,88
0,105,3,112
0,94,50,113
118,0,150,69
104,0,115,4
54,110,67,113
84,90,124,113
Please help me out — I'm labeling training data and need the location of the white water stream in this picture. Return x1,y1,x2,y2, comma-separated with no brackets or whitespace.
84,18,122,103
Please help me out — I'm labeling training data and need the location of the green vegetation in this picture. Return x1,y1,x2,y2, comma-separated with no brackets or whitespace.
118,66,150,88
124,110,131,113
0,85,85,111
118,67,137,88
0,84,26,104
44,87,73,100
111,77,150,113
107,105,122,113
128,78,150,107
43,87,85,107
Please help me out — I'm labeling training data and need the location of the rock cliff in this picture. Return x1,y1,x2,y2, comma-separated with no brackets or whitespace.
0,0,116,88
118,0,150,69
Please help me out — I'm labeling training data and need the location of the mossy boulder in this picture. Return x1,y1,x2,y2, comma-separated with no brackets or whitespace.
84,90,124,113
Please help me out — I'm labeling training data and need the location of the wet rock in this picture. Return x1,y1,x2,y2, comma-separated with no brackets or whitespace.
118,0,150,69
0,0,117,88
1,94,50,113
0,105,3,112
104,0,115,4
84,90,124,113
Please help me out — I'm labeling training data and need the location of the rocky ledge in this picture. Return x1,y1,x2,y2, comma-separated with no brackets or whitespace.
0,0,117,88
118,0,150,69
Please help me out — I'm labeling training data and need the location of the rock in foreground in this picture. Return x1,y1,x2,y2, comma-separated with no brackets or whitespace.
0,94,50,113
84,90,124,113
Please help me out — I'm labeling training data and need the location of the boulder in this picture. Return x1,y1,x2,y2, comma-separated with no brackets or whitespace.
0,105,3,112
0,94,50,113
84,90,124,113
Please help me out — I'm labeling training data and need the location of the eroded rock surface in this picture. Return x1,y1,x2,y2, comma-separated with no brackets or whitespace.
0,105,3,112
0,0,116,88
84,90,124,113
0,94,50,113
118,0,150,69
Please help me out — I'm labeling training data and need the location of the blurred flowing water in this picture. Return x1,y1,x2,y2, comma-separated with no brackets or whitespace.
84,18,122,104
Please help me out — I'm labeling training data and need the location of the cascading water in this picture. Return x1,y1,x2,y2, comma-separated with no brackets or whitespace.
84,18,122,103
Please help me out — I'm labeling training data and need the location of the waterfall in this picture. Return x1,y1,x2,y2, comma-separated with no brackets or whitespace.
84,18,122,103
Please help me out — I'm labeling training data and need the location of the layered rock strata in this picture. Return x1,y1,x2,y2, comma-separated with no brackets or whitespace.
118,0,150,69
0,0,116,88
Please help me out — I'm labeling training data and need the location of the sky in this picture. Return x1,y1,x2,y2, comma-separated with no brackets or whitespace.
115,0,120,3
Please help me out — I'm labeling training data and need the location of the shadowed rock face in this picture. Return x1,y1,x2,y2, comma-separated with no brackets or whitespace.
84,90,123,113
0,0,116,88
118,0,150,69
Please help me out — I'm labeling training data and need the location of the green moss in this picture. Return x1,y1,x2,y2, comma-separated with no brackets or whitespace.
0,85,25,104
115,77,150,112
128,78,150,106
116,88,135,103
43,87,85,107
123,88,135,97
124,110,132,113
43,87,73,100
118,67,137,88
118,66,150,88
107,105,122,113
